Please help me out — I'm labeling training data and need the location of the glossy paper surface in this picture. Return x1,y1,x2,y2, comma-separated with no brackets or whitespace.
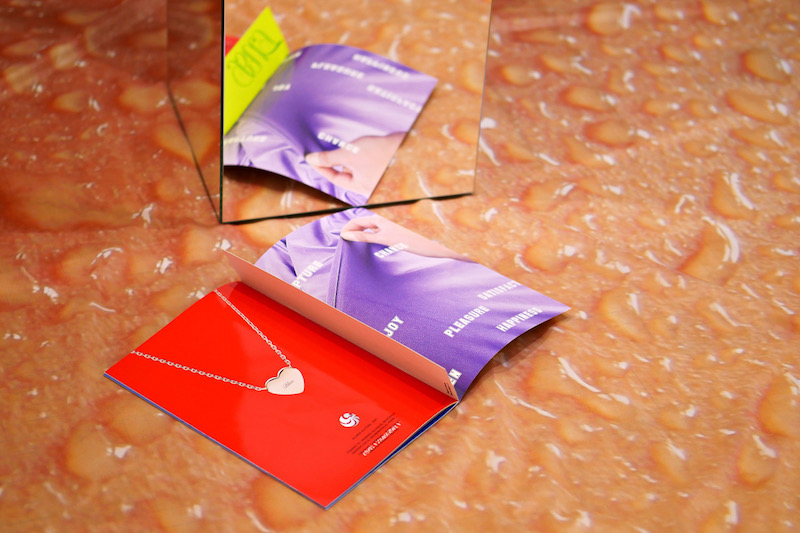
105,282,454,508
255,208,571,398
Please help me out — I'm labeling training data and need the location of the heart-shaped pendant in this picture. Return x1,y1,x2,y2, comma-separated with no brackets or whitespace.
265,367,304,395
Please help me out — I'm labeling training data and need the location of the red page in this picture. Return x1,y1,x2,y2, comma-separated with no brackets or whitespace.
105,282,455,508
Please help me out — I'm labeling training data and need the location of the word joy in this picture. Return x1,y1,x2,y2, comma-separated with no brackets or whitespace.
383,316,404,337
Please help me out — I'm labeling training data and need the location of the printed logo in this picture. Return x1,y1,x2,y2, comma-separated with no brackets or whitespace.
339,412,360,428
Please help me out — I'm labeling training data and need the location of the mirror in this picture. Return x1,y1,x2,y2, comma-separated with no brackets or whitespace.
166,0,223,217
169,1,491,223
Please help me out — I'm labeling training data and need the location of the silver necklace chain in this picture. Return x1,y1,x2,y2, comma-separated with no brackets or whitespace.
131,289,293,391
212,289,292,368
132,350,268,391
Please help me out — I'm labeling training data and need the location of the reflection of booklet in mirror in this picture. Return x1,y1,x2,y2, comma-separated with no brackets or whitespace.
223,43,437,206
105,209,568,508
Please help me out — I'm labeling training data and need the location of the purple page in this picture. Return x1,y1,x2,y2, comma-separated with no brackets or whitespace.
255,208,569,398
223,45,437,205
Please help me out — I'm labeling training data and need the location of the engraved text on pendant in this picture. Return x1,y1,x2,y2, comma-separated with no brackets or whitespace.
266,367,304,395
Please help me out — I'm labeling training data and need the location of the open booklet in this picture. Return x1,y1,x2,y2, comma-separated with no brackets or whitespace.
223,9,437,206
105,209,569,508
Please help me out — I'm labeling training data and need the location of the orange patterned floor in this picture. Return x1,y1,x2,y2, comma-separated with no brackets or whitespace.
2,0,799,531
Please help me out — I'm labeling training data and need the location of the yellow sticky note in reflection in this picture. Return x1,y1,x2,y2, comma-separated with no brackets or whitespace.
224,8,289,134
